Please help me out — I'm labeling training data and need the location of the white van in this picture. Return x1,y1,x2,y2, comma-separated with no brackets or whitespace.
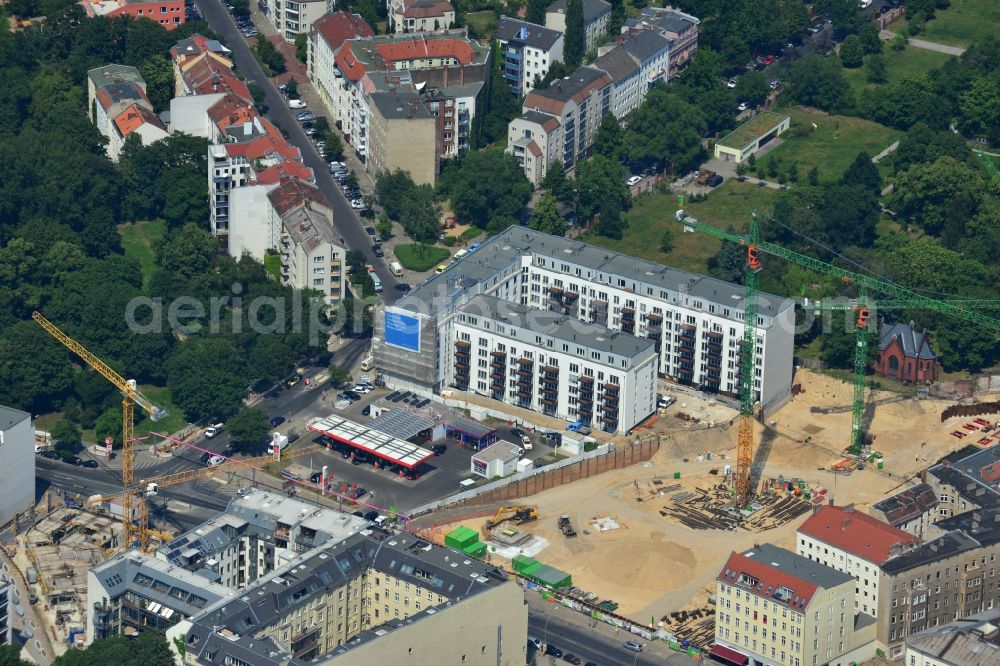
389,261,403,277
453,249,468,261
459,478,477,490
370,273,382,292
360,355,374,372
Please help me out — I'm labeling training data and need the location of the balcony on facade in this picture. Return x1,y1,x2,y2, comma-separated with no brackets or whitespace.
620,307,635,334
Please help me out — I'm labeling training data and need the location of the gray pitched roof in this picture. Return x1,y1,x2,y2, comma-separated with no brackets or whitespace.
878,321,936,360
0,405,29,431
882,530,981,575
639,6,699,33
872,483,938,527
547,0,610,22
742,543,853,590
592,47,640,82
620,30,670,62
530,66,609,103
496,17,563,50
905,608,1000,666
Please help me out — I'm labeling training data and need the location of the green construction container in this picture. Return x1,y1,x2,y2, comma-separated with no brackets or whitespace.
526,563,572,589
445,526,479,550
673,471,681,479
513,555,539,574
462,541,487,558
877,461,884,469
798,481,806,489
804,491,811,500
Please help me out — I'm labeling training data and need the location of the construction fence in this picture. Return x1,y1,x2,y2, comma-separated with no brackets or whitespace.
411,436,660,516
941,400,1000,422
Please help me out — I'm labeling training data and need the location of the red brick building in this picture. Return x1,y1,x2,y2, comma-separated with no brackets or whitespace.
80,0,186,30
873,321,938,385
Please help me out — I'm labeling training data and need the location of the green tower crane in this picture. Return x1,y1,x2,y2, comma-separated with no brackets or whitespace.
673,210,1000,499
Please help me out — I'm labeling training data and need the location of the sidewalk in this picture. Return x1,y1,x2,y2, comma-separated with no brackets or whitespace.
878,29,966,56
2,542,62,662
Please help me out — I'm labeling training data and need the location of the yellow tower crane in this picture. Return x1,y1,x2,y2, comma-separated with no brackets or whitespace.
32,311,167,552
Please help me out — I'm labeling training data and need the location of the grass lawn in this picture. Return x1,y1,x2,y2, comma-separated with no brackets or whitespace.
460,227,483,242
762,106,900,184
394,244,451,272
465,10,497,38
119,220,166,290
903,0,1000,47
77,384,189,444
842,46,954,95
582,181,779,274
263,253,282,280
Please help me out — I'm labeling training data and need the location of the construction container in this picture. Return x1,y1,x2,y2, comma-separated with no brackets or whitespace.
794,487,802,496
513,555,539,574
877,461,884,469
804,491,811,500
798,481,806,489
461,541,487,558
673,471,681,479
445,526,479,551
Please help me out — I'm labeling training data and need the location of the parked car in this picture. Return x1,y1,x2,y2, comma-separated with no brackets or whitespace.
769,79,781,90
546,645,563,658
40,450,60,460
706,174,724,187
726,78,737,88
352,487,367,499
761,54,776,66
365,226,376,236
395,283,411,292
205,423,224,438
200,451,213,463
623,640,643,653
363,510,379,521
351,199,365,209
808,23,823,33
297,113,314,122
361,405,372,416
208,455,226,467
288,99,307,109
82,459,99,469
432,443,447,456
310,471,323,484
737,102,748,112
270,416,286,427
562,655,582,665
626,175,641,186
66,456,84,466
373,245,384,257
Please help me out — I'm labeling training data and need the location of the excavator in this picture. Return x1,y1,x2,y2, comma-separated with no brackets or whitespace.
484,506,538,532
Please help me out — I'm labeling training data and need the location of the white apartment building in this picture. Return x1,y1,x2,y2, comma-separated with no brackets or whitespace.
0,406,33,530
263,0,331,41
279,201,347,306
453,295,658,433
308,12,375,132
591,31,669,119
715,544,877,666
797,504,920,618
375,227,795,429
496,17,564,97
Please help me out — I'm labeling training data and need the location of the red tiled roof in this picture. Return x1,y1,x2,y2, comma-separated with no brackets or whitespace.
207,93,257,131
267,176,329,215
334,43,367,82
257,161,315,185
526,140,542,157
981,463,1000,484
244,134,300,162
717,551,818,610
798,505,920,565
374,36,474,66
312,11,374,52
113,104,165,136
183,58,251,102
399,0,454,19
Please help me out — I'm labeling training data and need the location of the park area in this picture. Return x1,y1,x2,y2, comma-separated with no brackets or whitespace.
119,220,166,289
761,106,900,183
393,243,451,272
901,0,1000,47
426,368,977,635
841,45,954,96
583,181,776,274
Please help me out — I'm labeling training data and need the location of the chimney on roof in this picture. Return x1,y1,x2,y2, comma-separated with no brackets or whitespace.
828,497,834,506
844,503,854,513
842,518,852,531
930,542,938,552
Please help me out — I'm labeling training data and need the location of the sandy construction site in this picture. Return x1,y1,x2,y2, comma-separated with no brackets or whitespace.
434,369,981,630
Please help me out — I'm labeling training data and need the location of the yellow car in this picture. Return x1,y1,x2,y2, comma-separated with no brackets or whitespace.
435,264,448,275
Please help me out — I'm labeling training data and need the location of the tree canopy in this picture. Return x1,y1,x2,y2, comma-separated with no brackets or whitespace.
438,151,532,228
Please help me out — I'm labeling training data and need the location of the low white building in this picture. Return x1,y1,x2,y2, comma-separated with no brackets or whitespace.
387,0,455,34
0,406,33,530
471,440,522,479
452,294,658,434
797,504,920,618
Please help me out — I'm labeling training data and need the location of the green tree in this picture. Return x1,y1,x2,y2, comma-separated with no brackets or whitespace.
528,193,566,236
0,321,75,413
376,212,394,241
526,0,547,24
564,0,585,68
623,87,706,171
659,228,675,253
856,75,943,130
51,419,82,456
575,155,629,223
167,338,247,421
787,162,799,183
841,151,881,194
294,33,308,63
481,41,520,144
958,77,1000,142
859,21,883,55
227,406,269,448
893,123,973,172
786,54,853,112
540,160,573,203
820,312,856,369
536,60,571,89
253,35,286,75
441,151,532,228
891,156,985,245
247,81,267,107
230,0,250,17
322,131,344,160
0,644,33,666
284,76,299,99
807,165,820,185
328,363,352,387
592,113,624,161
399,185,440,243
594,198,626,239
94,407,122,449
733,71,769,105
707,225,744,283
866,54,887,84
138,55,175,112
55,629,175,666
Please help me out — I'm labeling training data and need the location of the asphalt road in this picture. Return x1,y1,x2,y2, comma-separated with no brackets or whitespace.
195,0,401,302
528,608,661,666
